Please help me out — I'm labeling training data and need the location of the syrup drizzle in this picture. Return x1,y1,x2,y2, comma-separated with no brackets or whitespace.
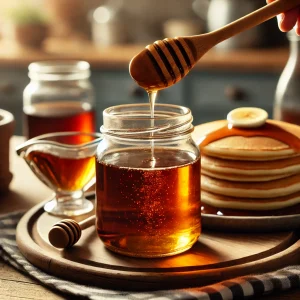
148,90,158,167
199,122,300,151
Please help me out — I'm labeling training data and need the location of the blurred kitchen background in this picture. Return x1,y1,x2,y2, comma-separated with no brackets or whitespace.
0,0,292,134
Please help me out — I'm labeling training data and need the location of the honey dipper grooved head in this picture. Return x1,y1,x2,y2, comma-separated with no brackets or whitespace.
48,219,81,248
129,37,197,91
129,48,167,91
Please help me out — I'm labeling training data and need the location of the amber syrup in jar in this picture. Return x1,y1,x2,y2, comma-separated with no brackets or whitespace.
96,103,200,257
24,101,96,139
23,61,96,139
96,148,200,257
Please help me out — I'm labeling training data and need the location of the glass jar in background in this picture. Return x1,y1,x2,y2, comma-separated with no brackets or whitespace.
96,103,201,258
274,31,300,124
23,61,96,139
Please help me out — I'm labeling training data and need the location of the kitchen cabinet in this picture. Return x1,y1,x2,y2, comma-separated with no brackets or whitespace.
0,66,280,135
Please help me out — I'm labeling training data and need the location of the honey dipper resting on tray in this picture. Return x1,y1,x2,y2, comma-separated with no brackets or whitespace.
195,107,300,217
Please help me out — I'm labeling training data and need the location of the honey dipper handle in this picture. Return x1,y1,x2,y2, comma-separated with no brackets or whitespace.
78,215,96,230
207,0,300,45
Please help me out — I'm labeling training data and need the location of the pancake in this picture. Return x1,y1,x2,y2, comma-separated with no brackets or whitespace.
192,119,300,161
201,154,300,176
200,136,297,161
201,169,292,182
194,116,300,211
201,174,300,198
201,190,300,211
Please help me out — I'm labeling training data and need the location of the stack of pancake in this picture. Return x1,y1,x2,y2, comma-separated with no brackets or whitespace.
193,119,300,211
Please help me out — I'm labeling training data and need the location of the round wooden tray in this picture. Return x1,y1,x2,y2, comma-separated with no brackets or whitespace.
16,199,300,291
202,213,300,232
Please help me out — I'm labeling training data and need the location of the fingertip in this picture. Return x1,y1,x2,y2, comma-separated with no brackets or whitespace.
276,13,286,32
280,9,299,32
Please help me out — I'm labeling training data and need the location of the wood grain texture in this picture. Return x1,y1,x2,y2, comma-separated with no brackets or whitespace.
0,259,64,300
15,200,300,291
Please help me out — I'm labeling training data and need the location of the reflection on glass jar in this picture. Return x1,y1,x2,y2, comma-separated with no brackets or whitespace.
96,103,201,258
23,61,96,139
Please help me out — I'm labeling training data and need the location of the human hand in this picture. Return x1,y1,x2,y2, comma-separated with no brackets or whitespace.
266,0,300,35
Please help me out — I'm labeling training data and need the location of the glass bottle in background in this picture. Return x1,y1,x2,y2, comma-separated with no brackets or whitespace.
274,31,300,124
23,61,96,139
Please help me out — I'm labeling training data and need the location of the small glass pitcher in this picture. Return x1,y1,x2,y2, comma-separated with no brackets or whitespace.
16,131,102,217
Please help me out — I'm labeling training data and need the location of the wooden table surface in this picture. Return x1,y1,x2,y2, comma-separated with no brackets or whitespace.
0,136,299,300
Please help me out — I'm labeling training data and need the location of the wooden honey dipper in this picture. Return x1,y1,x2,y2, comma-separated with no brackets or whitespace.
129,0,300,91
48,215,96,248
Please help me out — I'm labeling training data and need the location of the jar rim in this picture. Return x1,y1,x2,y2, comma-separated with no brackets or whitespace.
101,103,194,139
28,60,91,81
103,103,191,118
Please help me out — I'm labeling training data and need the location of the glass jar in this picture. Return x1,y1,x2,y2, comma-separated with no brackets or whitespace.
95,103,201,258
23,60,96,139
274,31,300,124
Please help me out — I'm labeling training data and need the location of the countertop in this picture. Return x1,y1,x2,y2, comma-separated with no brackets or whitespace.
0,136,299,300
0,38,290,72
